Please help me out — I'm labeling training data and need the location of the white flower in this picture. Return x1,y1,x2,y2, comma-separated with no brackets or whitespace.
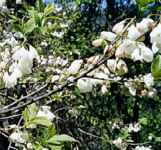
51,31,64,38
29,45,40,61
100,31,116,42
27,143,33,150
10,131,26,144
5,37,18,47
125,82,136,96
87,55,100,64
3,69,22,88
112,122,120,130
152,42,161,54
131,48,143,61
113,137,126,150
116,59,128,75
134,146,152,150
150,23,161,44
41,41,48,47
136,18,154,33
77,78,93,93
37,106,55,121
92,39,104,47
51,75,59,83
67,59,83,74
131,44,153,62
140,44,153,62
127,25,142,40
115,39,137,58
143,73,154,88
127,123,141,133
101,85,108,94
94,72,109,80
54,4,63,13
13,46,39,75
112,20,125,34
107,59,117,73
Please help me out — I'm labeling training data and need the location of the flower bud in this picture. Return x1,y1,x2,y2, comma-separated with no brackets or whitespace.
92,39,104,47
100,31,116,42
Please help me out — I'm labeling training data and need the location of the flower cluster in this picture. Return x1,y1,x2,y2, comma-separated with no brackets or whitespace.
3,45,39,88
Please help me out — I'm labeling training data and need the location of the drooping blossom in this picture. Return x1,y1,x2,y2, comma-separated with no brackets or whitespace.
100,31,116,42
67,59,83,74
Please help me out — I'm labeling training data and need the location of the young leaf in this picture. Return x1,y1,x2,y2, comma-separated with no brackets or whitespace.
48,145,62,150
23,103,38,123
47,134,77,144
151,55,161,79
36,0,45,12
29,116,52,127
23,18,36,34
44,4,54,17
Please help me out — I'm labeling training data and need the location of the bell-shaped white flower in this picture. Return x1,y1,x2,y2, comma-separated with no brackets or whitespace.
116,59,128,75
143,73,154,88
13,46,39,75
92,39,104,47
94,72,109,80
150,24,161,53
115,39,137,58
3,72,17,88
3,69,22,88
127,25,142,40
152,42,161,54
29,45,40,61
100,31,116,42
140,44,153,62
87,55,100,64
67,59,83,74
131,48,143,62
112,20,125,34
131,44,153,62
107,59,117,73
136,18,154,33
101,85,108,94
77,78,93,93
125,82,136,96
150,23,161,44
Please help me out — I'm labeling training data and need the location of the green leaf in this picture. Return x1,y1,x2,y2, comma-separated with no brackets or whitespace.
44,4,54,17
29,116,52,127
47,134,77,144
12,24,23,33
29,10,42,26
151,55,161,79
36,0,45,12
23,18,36,34
48,145,62,150
139,117,148,125
23,103,38,123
